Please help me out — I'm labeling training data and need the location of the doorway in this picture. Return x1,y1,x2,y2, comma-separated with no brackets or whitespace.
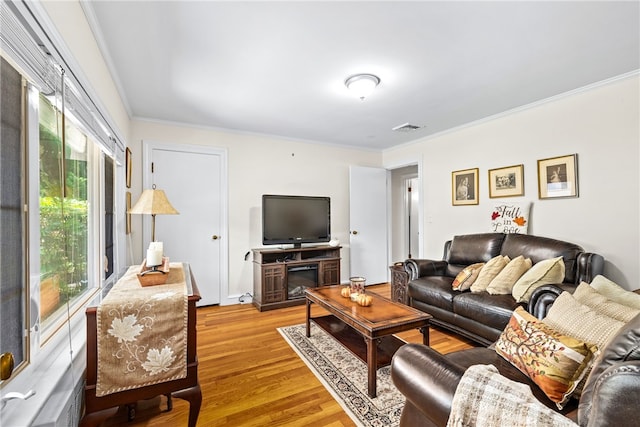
390,165,420,262
142,141,228,307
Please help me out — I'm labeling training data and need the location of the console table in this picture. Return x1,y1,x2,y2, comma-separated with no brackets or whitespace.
80,263,201,427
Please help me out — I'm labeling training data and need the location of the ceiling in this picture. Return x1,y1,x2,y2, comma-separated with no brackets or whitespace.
82,1,639,150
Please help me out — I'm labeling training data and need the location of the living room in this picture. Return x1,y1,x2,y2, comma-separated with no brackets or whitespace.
1,1,638,426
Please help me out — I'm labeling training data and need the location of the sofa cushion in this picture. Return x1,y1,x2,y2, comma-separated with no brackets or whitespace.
452,262,485,291
408,276,456,311
589,275,640,310
452,292,518,332
486,255,532,295
447,233,506,266
501,234,583,283
512,256,565,303
573,282,640,322
496,307,598,409
470,255,510,292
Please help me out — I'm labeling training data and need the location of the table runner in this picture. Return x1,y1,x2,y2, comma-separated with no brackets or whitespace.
96,263,188,397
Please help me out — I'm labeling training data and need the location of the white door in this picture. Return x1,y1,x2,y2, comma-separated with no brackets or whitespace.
349,166,389,284
144,142,226,306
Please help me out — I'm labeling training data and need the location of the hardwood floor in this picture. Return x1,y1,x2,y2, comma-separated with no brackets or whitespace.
103,284,474,426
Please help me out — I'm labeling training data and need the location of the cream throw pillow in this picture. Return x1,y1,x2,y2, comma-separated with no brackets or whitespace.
486,256,532,295
452,262,485,291
512,256,565,303
590,275,640,310
573,282,640,322
543,292,625,397
543,292,624,351
470,255,510,292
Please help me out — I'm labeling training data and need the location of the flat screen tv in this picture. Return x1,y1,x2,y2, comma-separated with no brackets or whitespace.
262,194,330,248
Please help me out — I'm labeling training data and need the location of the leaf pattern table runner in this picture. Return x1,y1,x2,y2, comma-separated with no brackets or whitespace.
96,263,188,396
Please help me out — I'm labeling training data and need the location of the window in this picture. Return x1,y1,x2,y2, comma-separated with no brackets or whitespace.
0,57,26,370
0,1,125,389
38,93,96,328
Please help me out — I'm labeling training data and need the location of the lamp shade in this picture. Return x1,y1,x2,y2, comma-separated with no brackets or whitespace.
128,189,179,215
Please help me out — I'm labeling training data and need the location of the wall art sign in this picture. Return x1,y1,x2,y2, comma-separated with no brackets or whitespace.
490,202,530,234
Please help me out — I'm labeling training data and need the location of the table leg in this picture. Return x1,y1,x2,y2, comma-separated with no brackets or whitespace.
366,337,377,398
306,298,312,338
172,383,202,427
420,325,430,346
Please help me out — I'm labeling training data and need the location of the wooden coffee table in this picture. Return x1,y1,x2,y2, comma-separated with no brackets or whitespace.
305,285,431,398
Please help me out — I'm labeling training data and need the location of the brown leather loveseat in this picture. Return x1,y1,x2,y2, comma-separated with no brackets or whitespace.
404,232,604,346
390,290,640,426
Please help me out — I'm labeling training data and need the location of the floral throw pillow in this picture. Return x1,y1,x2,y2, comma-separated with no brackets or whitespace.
495,307,598,409
452,263,485,291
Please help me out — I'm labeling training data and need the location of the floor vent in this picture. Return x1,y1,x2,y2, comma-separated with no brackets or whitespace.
392,123,423,132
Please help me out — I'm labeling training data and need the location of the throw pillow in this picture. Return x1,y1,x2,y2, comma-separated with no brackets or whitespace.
495,307,598,409
512,256,565,303
470,255,510,293
590,275,640,310
543,292,626,397
573,282,640,323
543,292,626,352
452,262,485,291
486,255,532,295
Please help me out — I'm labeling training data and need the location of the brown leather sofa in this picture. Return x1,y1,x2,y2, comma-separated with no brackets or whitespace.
390,290,640,427
404,233,604,346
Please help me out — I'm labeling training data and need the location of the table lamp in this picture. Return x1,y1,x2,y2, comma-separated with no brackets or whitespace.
128,186,179,268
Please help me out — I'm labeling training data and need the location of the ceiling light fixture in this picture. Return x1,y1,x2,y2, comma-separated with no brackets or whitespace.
345,73,380,100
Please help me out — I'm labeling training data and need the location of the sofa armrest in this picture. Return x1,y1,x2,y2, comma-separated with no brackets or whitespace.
391,344,466,426
581,362,640,427
528,283,578,319
575,252,604,284
404,259,448,280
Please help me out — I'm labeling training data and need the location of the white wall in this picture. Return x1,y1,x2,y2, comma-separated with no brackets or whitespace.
130,121,382,300
384,75,640,289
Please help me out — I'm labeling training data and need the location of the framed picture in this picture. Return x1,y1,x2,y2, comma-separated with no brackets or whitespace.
452,168,479,205
537,154,579,199
126,191,132,234
488,164,524,198
126,147,132,189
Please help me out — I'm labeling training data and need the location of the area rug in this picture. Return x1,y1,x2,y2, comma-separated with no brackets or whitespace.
278,323,404,427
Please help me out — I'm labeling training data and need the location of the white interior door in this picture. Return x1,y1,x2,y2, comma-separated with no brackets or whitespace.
349,166,389,284
144,143,226,306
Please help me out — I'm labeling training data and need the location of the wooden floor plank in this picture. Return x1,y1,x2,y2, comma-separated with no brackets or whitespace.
102,284,474,426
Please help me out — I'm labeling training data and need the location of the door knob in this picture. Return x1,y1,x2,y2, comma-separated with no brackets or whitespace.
351,230,358,235
212,235,220,240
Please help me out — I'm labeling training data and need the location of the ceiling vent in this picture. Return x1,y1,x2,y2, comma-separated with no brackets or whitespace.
392,123,423,132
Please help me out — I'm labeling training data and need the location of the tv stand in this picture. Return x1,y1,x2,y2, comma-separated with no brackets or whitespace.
252,245,341,311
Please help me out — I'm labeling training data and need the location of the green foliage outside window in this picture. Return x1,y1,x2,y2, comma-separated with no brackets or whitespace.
39,103,89,321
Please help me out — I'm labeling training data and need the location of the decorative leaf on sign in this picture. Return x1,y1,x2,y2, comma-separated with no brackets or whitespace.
513,217,527,226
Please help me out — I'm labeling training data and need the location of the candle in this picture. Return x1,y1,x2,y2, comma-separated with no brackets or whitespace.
146,247,162,267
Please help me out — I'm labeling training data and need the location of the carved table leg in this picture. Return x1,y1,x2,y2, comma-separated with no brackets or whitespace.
172,383,202,427
366,337,378,398
420,325,430,346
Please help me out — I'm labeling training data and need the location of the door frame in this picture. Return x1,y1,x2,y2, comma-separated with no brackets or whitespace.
142,141,229,304
386,157,424,262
